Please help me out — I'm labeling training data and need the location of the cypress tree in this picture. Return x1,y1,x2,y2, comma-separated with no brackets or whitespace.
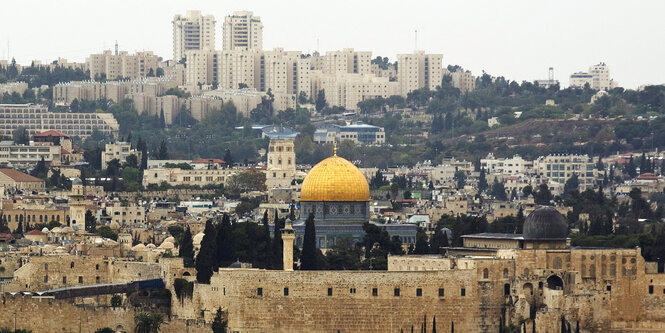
16,221,23,234
216,214,235,268
432,316,436,333
195,220,217,283
478,168,488,193
272,213,284,269
414,228,429,254
179,226,194,267
301,213,319,270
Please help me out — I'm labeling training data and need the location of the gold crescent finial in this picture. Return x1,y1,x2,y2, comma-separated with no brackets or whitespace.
333,141,337,156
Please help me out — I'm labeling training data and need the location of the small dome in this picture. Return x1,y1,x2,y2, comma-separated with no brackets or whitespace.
163,236,175,243
41,227,49,233
523,206,568,239
72,178,82,185
132,244,146,251
62,227,74,233
109,222,120,230
159,241,175,249
103,239,118,247
93,238,104,245
146,243,156,249
51,227,62,233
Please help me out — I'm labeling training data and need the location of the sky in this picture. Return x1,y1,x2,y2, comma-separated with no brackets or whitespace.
2,0,664,89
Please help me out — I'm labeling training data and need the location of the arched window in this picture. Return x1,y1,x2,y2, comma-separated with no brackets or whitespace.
483,268,489,279
523,268,529,276
503,268,509,278
70,262,75,269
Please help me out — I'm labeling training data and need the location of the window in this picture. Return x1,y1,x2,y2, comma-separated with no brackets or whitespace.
349,288,356,294
96,264,99,270
438,288,444,297
504,284,510,296
416,288,422,297
257,288,263,296
372,288,378,296
284,287,289,296
44,275,48,283
461,288,466,296
62,277,66,284
483,268,489,279
607,286,612,292
649,286,654,294
44,264,48,270
96,276,100,283
70,262,75,269
328,288,333,296
394,288,400,296
78,276,83,284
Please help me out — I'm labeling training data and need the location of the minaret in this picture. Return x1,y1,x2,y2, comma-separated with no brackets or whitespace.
281,219,295,271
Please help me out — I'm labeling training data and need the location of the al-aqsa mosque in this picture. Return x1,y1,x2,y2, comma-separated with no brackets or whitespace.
293,145,416,248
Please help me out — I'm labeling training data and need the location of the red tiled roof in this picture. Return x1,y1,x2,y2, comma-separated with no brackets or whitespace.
0,233,14,240
0,169,44,183
25,230,46,236
34,130,70,138
191,158,225,164
61,148,70,154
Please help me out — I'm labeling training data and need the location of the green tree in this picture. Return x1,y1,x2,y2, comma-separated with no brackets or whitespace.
97,226,118,240
212,307,228,333
196,220,218,283
454,170,466,190
315,90,327,112
414,228,429,254
30,157,48,179
12,127,29,145
325,238,362,270
563,174,580,199
490,179,508,201
134,312,164,333
534,184,553,205
85,210,97,233
179,226,194,268
223,149,234,167
216,214,236,268
154,140,169,160
301,213,321,270
478,168,488,193
626,156,637,178
110,294,122,308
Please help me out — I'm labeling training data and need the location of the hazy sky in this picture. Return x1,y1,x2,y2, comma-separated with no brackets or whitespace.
2,0,664,88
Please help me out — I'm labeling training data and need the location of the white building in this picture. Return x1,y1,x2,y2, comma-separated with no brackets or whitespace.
101,142,141,170
172,10,216,61
222,11,263,51
569,63,618,91
397,51,443,96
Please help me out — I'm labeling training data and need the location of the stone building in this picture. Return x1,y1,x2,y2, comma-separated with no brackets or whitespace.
172,10,216,61
222,11,263,51
265,138,296,189
397,50,444,96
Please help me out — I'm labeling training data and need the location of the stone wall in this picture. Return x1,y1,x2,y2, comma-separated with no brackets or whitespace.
171,268,503,332
0,294,210,333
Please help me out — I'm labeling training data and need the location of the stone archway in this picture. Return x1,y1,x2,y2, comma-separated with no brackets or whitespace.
546,275,564,290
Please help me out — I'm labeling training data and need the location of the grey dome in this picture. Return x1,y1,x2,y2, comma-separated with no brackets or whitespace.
522,206,568,239
71,177,82,185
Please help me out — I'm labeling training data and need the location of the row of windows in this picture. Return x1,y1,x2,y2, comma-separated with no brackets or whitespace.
2,214,64,223
44,275,100,284
255,287,462,298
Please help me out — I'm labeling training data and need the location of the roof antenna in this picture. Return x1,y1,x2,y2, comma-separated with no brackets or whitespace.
414,30,417,50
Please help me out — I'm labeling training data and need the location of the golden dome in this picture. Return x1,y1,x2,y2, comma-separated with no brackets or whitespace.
300,154,370,202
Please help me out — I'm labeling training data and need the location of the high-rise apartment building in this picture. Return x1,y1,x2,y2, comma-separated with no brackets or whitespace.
215,50,258,90
172,10,216,61
396,51,443,96
222,11,263,51
184,50,215,85
311,48,372,75
257,48,310,96
86,51,159,80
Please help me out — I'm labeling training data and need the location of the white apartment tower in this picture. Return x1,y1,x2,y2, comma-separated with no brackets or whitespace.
222,11,263,51
172,10,216,61
397,51,443,96
569,62,617,91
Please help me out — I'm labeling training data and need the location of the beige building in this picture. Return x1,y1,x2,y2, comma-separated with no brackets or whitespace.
185,50,215,85
312,48,372,75
142,167,238,188
0,141,61,169
215,49,258,90
53,76,178,105
203,88,295,116
397,51,443,96
310,72,399,110
0,82,28,97
86,50,159,80
172,10,216,61
0,104,119,139
105,204,145,227
101,142,141,170
0,168,45,192
266,139,296,189
449,69,475,93
533,154,597,193
222,11,263,51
